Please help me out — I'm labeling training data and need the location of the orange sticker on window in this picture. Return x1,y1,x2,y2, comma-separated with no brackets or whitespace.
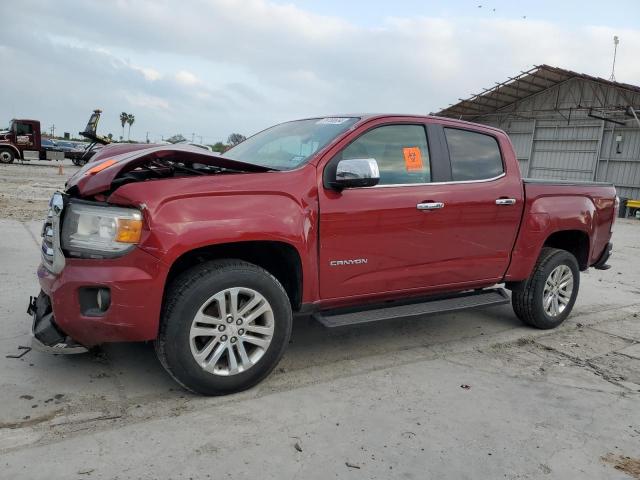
403,147,423,171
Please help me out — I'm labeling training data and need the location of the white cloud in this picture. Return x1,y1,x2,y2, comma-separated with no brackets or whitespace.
175,70,200,86
1,0,639,142
124,93,170,110
133,65,162,81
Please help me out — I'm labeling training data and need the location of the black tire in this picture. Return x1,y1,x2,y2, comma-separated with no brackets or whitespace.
511,247,580,329
156,259,292,395
0,148,16,164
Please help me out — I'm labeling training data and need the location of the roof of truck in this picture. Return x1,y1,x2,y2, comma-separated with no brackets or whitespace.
343,113,506,134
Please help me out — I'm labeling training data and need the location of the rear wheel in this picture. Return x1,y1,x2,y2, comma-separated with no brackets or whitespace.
0,148,15,164
156,259,292,395
512,247,580,329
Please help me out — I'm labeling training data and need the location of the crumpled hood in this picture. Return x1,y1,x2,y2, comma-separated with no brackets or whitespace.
65,143,270,197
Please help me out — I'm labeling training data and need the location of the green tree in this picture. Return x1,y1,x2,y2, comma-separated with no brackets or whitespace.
166,134,186,144
227,133,246,146
211,141,227,153
126,114,135,141
119,112,128,140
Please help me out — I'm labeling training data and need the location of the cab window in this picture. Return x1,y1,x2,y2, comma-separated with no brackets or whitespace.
444,128,504,181
15,122,34,135
339,125,431,185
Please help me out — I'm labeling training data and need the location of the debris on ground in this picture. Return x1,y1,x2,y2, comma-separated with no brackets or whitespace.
601,453,640,479
6,346,31,359
460,384,471,390
345,462,361,469
294,442,303,452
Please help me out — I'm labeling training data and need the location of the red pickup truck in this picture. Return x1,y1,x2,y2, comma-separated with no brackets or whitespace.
29,115,617,395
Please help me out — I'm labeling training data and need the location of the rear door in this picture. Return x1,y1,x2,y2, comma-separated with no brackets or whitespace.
431,125,524,282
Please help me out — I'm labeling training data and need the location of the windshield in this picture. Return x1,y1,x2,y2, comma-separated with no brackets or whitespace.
222,117,360,170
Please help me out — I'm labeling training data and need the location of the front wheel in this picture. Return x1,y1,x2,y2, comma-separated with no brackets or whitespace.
156,259,292,395
512,247,580,329
0,148,15,164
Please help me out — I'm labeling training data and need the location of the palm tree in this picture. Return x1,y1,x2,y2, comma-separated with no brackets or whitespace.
119,112,128,140
126,114,135,141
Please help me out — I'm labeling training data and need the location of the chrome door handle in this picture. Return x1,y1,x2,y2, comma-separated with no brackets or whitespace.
496,198,516,205
417,202,444,210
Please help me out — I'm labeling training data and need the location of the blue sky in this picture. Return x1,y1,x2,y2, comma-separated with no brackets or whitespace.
1,0,639,144
294,0,640,29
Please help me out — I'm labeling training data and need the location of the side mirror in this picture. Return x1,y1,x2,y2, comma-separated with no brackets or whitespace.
331,158,380,190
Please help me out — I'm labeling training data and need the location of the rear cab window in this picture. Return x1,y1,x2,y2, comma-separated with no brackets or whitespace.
444,128,503,181
340,124,431,185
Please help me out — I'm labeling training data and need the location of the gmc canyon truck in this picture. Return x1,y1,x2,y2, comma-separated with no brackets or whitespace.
28,115,617,395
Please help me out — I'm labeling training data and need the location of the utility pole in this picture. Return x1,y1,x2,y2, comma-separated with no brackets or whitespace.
146,131,150,143
609,35,619,82
191,133,195,142
50,124,55,137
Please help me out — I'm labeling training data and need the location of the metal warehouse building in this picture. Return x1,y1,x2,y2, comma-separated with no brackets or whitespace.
437,65,640,202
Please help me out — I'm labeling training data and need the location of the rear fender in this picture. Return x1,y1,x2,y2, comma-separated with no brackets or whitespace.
505,195,595,281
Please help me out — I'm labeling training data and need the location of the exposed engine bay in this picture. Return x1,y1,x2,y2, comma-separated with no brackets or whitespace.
64,144,271,198
111,157,245,190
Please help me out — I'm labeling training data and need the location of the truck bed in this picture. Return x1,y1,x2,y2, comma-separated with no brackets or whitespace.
523,178,614,187
504,178,617,282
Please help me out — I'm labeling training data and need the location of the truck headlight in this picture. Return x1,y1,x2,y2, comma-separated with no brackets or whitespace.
61,202,143,257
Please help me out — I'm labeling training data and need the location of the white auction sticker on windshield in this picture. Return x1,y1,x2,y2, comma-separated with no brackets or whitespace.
316,117,350,125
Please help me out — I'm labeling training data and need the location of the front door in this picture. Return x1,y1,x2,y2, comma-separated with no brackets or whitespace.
318,123,442,300
13,121,35,151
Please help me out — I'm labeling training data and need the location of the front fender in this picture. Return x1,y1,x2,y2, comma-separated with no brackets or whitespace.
0,142,21,158
107,168,319,302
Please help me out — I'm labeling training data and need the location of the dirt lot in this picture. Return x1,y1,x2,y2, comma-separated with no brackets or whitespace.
0,160,79,221
0,162,639,479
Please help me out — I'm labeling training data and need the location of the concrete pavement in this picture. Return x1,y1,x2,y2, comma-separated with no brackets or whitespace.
0,217,639,479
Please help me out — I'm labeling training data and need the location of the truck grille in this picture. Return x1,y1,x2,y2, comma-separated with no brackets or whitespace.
41,192,66,274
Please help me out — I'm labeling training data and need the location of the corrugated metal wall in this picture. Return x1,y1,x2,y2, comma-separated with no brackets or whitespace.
477,77,640,200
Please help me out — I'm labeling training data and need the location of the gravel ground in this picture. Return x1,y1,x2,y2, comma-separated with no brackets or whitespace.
0,162,638,479
0,161,79,221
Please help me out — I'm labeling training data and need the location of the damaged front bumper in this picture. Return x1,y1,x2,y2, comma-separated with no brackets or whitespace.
27,291,88,354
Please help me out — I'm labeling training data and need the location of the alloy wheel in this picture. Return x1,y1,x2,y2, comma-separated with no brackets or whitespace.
189,287,274,376
542,264,574,317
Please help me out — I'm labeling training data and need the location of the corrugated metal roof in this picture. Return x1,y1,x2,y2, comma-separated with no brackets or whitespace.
436,64,640,120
